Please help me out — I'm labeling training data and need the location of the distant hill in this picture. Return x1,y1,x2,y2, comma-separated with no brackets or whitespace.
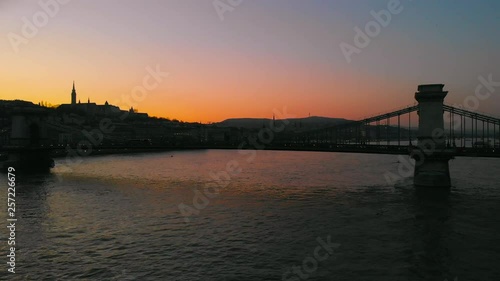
0,99,38,108
216,116,352,130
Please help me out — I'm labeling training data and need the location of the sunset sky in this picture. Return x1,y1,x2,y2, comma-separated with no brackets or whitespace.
1,0,499,122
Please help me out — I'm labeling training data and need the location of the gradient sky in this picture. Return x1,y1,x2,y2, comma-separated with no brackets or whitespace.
1,0,499,122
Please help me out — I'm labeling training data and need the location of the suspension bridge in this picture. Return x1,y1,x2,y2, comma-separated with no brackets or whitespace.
2,84,499,186
276,91,499,158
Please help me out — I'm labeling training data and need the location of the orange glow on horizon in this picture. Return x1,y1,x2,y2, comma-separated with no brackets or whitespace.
2,1,497,123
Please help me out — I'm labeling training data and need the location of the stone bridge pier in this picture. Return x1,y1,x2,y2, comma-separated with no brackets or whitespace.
3,106,53,173
412,84,455,187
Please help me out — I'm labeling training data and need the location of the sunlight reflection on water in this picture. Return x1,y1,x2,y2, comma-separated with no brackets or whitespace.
1,150,499,280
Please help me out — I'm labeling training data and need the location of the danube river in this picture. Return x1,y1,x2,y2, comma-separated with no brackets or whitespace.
1,150,500,280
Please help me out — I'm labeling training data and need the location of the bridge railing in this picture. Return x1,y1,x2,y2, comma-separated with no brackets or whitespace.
443,105,500,124
356,103,417,121
297,104,419,135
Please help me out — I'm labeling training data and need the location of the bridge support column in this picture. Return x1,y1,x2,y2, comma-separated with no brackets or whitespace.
412,84,455,187
2,107,53,173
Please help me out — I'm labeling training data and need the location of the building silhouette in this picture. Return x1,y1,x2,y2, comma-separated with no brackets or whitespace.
57,81,146,118
71,81,77,105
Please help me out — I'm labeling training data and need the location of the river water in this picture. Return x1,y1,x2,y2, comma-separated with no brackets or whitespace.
1,149,499,280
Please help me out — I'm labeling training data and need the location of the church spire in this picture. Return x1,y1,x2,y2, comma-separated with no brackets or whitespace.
71,81,77,105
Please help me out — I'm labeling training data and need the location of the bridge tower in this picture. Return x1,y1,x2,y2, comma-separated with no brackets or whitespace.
412,84,455,187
